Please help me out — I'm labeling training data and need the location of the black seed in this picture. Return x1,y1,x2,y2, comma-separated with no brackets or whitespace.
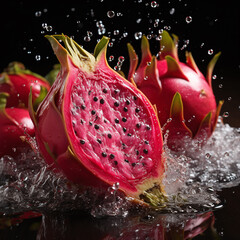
124,159,129,163
104,119,107,123
142,162,145,166
123,127,127,132
88,90,92,95
93,96,98,102
132,163,136,167
107,133,112,139
94,124,100,130
91,110,96,115
114,101,119,107
146,125,151,130
114,89,120,94
126,99,130,105
80,119,84,124
135,150,139,155
103,88,108,93
135,108,140,113
89,121,93,126
122,117,127,122
100,98,105,104
139,155,144,159
122,143,126,149
114,161,118,165
80,139,85,144
110,154,115,159
97,139,102,144
102,152,107,157
133,95,138,100
144,140,149,144
115,118,120,124
143,149,148,154
127,133,132,137
81,104,86,110
123,107,128,112
136,123,141,129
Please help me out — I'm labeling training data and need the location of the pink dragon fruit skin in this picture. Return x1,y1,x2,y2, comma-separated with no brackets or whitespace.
128,31,223,149
29,35,166,206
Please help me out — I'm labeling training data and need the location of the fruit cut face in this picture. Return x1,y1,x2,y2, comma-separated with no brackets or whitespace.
64,67,161,190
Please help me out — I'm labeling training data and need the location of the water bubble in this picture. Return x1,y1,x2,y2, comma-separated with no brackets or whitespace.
96,21,103,27
46,25,53,32
35,11,42,17
228,97,232,101
151,1,158,8
87,31,93,37
108,42,113,47
134,31,142,40
218,83,223,88
208,49,214,55
107,10,115,18
185,16,192,23
123,32,128,37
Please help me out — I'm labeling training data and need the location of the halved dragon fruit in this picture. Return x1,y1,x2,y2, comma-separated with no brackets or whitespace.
127,31,223,150
29,35,165,206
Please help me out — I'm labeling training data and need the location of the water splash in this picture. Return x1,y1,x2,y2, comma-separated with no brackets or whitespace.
0,119,239,217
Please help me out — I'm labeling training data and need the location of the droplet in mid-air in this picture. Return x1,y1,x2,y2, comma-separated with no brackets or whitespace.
107,10,115,18
208,49,214,55
185,16,192,23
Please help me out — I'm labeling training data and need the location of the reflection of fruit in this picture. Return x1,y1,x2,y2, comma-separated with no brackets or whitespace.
35,211,215,240
0,93,35,157
128,31,223,150
0,62,50,108
30,34,165,205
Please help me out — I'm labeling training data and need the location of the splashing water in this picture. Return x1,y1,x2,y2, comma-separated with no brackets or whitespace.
0,118,239,217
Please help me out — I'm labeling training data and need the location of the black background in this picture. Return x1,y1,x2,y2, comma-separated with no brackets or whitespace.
1,0,239,126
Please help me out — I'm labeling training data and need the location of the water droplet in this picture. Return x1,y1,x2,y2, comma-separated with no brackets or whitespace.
218,83,223,88
98,27,106,35
136,18,142,24
134,31,142,40
222,112,229,118
35,11,42,17
107,10,115,18
212,74,217,80
35,55,41,61
108,42,113,47
123,32,128,37
118,56,125,62
84,36,91,42
151,1,158,8
46,25,53,32
113,30,119,35
208,49,214,55
185,16,192,23
169,8,175,15
109,55,114,61
228,97,232,101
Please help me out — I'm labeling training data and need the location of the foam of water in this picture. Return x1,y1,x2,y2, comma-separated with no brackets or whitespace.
0,118,239,217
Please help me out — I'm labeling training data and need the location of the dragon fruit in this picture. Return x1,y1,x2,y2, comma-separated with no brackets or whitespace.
127,31,223,150
29,35,165,206
0,62,50,108
0,93,35,157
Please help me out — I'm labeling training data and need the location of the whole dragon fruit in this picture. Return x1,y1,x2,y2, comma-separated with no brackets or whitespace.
29,35,165,206
0,93,35,157
127,31,223,150
0,62,50,108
